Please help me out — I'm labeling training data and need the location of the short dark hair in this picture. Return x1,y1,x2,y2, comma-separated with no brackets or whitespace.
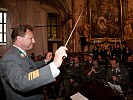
111,58,119,63
11,24,33,42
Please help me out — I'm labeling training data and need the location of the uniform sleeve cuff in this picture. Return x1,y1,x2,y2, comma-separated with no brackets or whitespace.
50,62,60,77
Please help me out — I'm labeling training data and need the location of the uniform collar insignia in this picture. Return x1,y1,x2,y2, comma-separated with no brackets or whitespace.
19,51,26,58
112,68,121,73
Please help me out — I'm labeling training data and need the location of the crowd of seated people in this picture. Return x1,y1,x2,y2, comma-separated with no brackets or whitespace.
29,45,133,99
60,55,125,99
59,44,133,100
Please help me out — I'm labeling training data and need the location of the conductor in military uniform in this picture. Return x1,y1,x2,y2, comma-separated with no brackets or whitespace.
0,24,67,100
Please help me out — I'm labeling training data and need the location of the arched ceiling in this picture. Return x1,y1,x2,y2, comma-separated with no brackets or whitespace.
38,0,72,16
44,0,71,12
40,0,72,12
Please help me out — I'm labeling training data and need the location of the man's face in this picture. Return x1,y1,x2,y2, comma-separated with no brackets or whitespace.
70,57,73,61
74,57,79,64
20,29,35,51
93,60,98,66
98,55,102,59
84,55,88,61
111,60,117,69
47,52,52,58
88,56,92,61
47,52,52,56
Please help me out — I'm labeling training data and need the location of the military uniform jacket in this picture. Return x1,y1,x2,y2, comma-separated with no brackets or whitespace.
0,46,56,100
106,67,129,90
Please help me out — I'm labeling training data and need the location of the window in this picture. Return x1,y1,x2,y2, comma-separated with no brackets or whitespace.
0,11,6,43
48,13,57,38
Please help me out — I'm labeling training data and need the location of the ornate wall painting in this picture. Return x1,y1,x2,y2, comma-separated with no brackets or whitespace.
90,0,123,38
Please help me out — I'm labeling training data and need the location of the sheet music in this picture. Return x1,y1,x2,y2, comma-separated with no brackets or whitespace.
70,92,89,100
108,82,123,93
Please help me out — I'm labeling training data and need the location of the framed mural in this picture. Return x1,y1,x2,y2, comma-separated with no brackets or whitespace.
90,0,126,38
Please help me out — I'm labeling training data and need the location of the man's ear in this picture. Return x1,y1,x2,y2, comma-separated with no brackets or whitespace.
16,36,22,43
